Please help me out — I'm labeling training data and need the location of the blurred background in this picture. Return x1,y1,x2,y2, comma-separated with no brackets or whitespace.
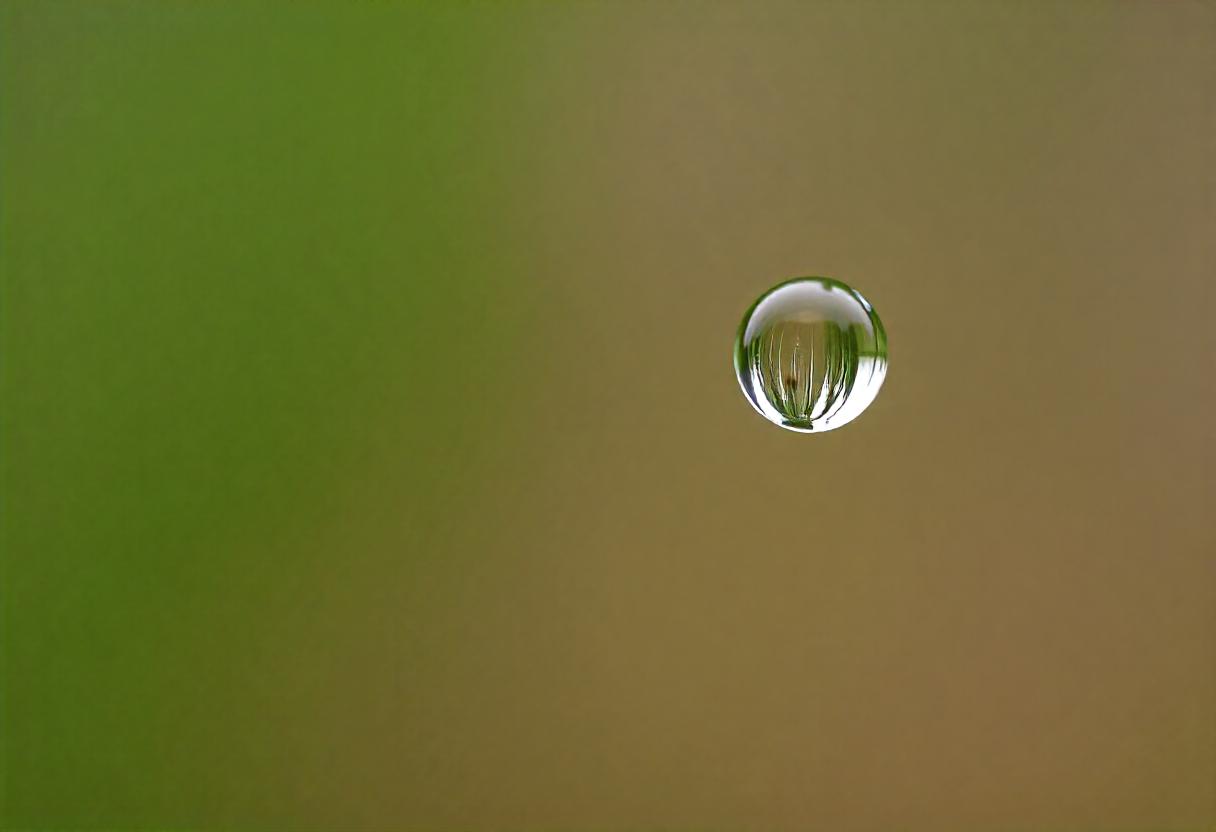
2,2,1213,829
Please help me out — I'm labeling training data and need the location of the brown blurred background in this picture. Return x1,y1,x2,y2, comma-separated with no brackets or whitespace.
3,1,1214,829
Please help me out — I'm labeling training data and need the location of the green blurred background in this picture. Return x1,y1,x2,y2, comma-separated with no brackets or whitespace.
2,2,1213,829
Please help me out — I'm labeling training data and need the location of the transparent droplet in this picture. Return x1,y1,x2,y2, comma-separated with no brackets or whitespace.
734,277,888,433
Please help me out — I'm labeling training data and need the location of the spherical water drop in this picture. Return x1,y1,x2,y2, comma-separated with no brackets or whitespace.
734,277,888,433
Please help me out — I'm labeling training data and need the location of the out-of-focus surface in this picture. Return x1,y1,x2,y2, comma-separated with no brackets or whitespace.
2,2,1213,829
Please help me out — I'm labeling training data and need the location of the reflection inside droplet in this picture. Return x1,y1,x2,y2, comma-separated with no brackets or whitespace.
734,277,888,433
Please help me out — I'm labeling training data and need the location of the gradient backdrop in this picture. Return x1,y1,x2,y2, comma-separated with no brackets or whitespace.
3,2,1214,829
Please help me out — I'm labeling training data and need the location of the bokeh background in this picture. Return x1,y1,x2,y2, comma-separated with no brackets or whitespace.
3,2,1214,829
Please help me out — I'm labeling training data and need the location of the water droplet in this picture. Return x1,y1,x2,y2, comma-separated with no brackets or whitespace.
734,277,888,433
